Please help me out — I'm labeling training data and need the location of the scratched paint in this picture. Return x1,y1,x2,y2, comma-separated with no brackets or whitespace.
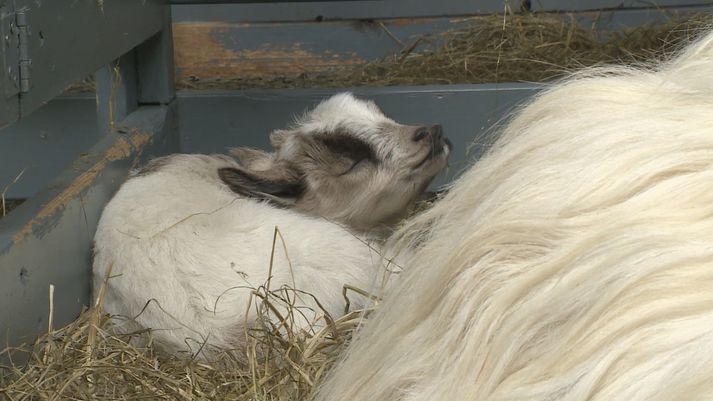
11,130,151,244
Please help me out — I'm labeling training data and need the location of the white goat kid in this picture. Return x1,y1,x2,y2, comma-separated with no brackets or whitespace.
92,93,450,358
314,31,713,401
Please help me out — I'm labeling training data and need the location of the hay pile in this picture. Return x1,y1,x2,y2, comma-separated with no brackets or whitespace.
0,282,370,400
339,13,712,87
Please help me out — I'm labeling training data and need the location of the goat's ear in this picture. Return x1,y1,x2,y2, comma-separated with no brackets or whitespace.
218,165,303,208
228,147,273,170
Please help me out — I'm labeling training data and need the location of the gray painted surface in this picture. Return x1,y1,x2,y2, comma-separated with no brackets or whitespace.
137,8,177,105
178,84,540,189
205,18,460,59
0,104,179,350
96,53,140,136
0,1,20,127
0,95,98,199
575,5,713,29
7,0,165,126
171,0,713,22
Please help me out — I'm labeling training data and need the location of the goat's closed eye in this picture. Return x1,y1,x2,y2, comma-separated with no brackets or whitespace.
341,158,367,175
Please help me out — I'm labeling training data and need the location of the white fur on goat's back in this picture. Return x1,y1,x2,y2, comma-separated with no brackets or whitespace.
93,154,381,355
314,30,713,401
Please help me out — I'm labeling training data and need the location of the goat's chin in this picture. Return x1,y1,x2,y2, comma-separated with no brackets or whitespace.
410,157,448,183
345,198,422,235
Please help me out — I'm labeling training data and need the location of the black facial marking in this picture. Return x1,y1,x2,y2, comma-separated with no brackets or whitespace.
316,133,377,164
219,167,304,200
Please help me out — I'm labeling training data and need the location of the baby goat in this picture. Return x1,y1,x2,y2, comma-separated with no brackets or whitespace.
92,93,450,358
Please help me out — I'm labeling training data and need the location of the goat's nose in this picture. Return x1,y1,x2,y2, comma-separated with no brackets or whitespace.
429,124,443,141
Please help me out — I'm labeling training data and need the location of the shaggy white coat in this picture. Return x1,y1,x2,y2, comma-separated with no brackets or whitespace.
314,30,713,401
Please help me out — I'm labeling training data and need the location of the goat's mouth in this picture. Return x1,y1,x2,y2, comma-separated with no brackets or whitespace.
412,136,452,170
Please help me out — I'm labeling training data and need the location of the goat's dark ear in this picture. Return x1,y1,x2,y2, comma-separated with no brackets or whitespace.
218,165,303,207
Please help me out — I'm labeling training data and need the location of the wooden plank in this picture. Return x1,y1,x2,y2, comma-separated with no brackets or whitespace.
17,0,165,120
170,0,713,23
137,7,177,105
172,18,466,86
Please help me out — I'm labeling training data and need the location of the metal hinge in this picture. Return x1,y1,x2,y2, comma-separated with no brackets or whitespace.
3,7,30,96
15,10,29,94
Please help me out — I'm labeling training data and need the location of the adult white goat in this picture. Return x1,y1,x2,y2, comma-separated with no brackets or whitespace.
92,93,450,358
314,30,713,401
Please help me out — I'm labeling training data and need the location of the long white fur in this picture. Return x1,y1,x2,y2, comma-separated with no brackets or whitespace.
314,29,713,401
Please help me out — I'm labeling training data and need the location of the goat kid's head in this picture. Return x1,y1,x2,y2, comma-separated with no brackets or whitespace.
219,93,451,231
